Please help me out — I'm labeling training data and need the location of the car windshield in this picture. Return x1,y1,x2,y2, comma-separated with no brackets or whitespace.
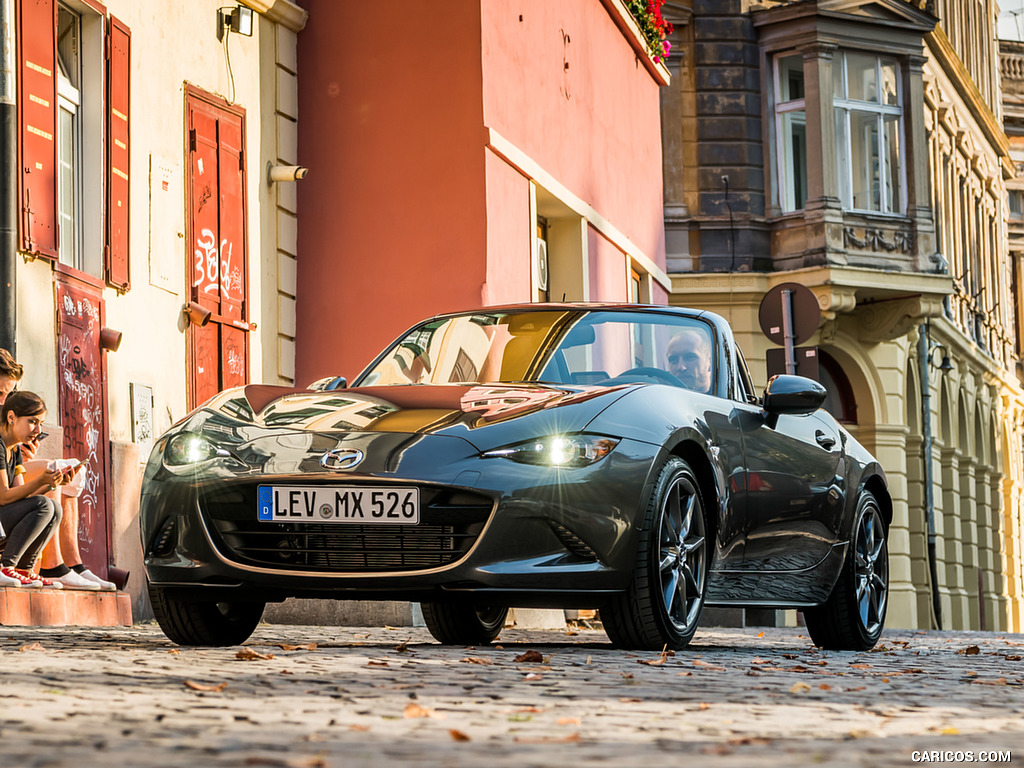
356,310,716,393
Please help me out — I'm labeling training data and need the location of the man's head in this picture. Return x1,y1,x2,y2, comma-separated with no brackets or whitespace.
666,330,712,393
0,348,23,405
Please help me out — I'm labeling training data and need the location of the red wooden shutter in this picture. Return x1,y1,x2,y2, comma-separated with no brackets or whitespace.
216,112,247,391
18,0,58,258
105,15,130,290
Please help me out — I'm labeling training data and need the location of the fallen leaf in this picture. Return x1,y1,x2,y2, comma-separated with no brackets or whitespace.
349,724,370,732
849,663,872,669
637,657,666,666
515,707,545,713
972,678,1009,686
729,737,772,746
394,639,412,653
964,645,981,655
404,702,436,719
236,648,275,661
183,680,228,692
513,733,581,744
167,649,181,655
585,655,592,665
242,755,327,768
353,633,371,639
367,660,389,667
460,657,494,665
698,702,710,710
676,671,693,676
523,672,544,681
564,630,579,636
941,727,960,735
789,682,811,694
819,683,832,690
514,650,544,663
558,717,581,726
278,643,317,651
757,631,765,637
449,729,471,742
19,642,45,652
619,697,642,703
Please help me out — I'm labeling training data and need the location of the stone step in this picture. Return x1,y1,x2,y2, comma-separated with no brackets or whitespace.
0,587,132,626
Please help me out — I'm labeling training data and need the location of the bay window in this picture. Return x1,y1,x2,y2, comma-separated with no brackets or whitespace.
833,51,905,215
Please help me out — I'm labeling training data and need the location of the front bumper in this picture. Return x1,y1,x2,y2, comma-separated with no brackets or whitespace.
141,430,661,607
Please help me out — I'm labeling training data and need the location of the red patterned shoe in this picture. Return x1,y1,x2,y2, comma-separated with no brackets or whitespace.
0,566,42,588
16,569,62,589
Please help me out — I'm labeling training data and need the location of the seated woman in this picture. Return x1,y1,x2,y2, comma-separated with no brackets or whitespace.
0,391,67,588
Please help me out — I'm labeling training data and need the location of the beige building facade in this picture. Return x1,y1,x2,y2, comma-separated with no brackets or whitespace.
662,0,1024,630
6,0,306,617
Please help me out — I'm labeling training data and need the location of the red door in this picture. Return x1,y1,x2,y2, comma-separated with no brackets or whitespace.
186,88,249,408
56,278,111,572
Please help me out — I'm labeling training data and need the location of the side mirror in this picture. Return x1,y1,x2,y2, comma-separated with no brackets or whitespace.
308,376,348,391
762,374,826,423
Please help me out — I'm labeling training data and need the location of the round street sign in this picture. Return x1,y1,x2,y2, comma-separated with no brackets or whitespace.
758,282,821,346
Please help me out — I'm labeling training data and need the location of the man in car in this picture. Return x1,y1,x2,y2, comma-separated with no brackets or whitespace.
666,329,712,394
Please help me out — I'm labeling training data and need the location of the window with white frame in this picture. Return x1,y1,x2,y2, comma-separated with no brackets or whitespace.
57,4,83,270
773,53,807,212
833,51,905,215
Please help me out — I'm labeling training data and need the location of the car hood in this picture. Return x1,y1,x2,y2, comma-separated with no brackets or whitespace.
186,382,635,452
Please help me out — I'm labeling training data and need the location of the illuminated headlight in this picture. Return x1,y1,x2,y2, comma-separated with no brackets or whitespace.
164,432,228,466
483,434,619,467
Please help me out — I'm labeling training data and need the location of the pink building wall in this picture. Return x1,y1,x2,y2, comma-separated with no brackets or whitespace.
480,0,666,269
296,0,667,383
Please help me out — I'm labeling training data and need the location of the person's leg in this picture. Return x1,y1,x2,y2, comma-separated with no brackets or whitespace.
58,493,82,565
36,489,64,570
54,472,113,589
0,497,57,586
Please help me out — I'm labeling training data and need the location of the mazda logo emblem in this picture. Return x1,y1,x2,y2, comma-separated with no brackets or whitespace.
320,448,364,470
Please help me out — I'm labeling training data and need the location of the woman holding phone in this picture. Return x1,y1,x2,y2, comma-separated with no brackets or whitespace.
0,391,65,587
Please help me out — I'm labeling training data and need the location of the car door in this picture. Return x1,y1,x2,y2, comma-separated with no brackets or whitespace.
733,402,844,570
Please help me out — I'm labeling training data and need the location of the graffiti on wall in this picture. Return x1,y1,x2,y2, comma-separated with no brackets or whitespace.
57,282,107,566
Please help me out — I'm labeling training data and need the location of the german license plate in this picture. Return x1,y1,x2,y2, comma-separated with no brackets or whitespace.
257,486,419,524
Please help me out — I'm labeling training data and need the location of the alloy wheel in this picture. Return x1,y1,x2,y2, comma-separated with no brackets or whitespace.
854,502,888,635
657,475,707,632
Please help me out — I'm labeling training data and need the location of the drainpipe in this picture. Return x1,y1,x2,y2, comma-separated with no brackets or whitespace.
917,322,942,630
0,0,16,355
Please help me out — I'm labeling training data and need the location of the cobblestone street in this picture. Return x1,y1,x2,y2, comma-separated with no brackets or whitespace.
0,623,1022,767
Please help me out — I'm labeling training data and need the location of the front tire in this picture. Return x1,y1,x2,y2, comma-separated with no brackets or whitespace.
603,457,709,650
804,491,888,651
421,601,508,645
149,582,265,646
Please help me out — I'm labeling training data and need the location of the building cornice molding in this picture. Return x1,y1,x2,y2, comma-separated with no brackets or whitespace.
926,26,1013,177
241,0,307,32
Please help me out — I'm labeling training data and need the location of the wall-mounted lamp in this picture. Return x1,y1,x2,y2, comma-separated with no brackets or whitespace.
217,5,253,42
929,342,953,373
183,301,212,327
267,162,309,184
99,327,123,352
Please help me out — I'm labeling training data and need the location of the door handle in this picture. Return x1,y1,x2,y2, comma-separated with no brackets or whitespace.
815,430,836,450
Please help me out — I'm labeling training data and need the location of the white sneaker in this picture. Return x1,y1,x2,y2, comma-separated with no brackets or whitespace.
57,570,100,590
78,568,116,590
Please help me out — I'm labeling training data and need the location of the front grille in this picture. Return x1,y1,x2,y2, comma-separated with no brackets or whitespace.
203,484,493,573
